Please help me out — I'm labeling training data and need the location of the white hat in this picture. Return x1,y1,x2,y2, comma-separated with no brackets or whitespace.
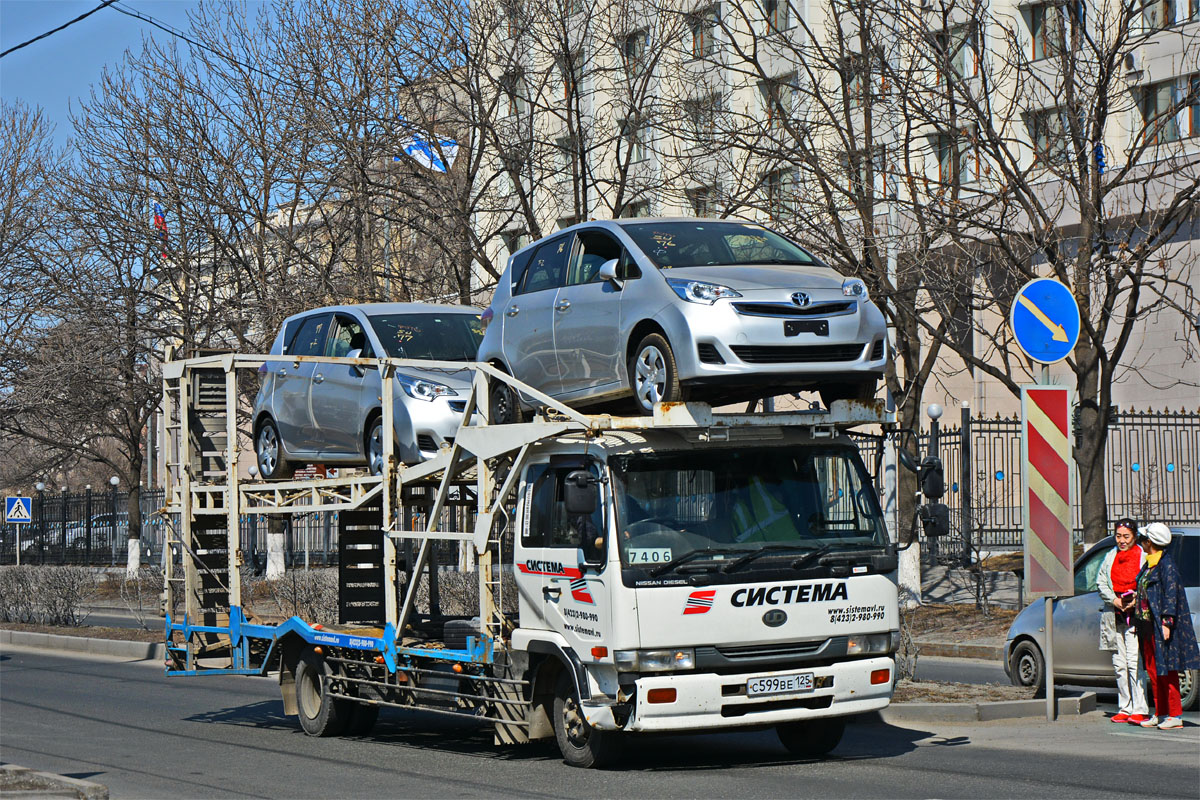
1142,522,1172,547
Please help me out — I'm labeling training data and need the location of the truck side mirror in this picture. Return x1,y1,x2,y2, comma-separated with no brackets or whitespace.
897,447,919,473
920,503,950,538
597,258,621,287
564,470,598,515
919,456,945,500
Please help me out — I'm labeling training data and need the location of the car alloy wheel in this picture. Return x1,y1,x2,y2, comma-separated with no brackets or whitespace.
367,420,384,475
634,345,667,408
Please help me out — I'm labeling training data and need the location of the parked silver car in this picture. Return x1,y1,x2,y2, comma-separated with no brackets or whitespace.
477,218,888,419
252,303,484,478
1004,526,1199,711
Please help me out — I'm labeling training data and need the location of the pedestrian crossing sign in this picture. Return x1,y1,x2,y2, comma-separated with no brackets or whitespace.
4,496,32,524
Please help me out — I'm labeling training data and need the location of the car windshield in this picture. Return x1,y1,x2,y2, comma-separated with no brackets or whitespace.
621,221,820,269
368,313,484,361
610,445,887,571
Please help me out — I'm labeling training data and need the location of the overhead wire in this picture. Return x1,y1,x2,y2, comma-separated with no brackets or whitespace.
1,0,120,59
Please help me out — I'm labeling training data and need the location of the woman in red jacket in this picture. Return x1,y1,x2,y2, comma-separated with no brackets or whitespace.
1097,519,1148,723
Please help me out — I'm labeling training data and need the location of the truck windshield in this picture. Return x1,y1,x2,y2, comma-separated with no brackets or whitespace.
368,313,484,361
610,445,887,570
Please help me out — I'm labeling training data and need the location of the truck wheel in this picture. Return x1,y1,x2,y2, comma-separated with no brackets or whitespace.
553,671,620,768
628,333,682,415
345,702,379,735
295,647,350,737
1010,640,1045,692
776,717,845,757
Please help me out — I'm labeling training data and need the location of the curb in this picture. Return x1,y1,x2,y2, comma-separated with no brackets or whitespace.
915,640,1005,661
1,765,109,800
0,629,164,661
861,691,1097,724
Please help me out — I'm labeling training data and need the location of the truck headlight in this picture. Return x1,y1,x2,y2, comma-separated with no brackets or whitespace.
396,373,458,401
846,632,895,655
614,648,695,672
665,278,742,305
842,278,868,300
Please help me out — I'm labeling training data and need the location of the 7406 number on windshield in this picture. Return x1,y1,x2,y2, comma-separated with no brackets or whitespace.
627,548,672,564
747,671,814,697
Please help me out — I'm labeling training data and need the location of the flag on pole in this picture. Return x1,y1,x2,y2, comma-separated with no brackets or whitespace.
152,202,168,258
394,117,458,173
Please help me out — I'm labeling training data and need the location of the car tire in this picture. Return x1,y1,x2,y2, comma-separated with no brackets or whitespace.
1180,668,1199,712
553,670,621,768
1010,640,1045,692
776,717,846,758
255,418,293,480
295,647,350,737
489,377,525,425
819,378,878,408
366,418,385,475
628,333,683,415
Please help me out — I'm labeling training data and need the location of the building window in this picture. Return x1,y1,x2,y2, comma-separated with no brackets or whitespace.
555,136,577,181
557,215,582,230
937,24,979,81
843,50,888,108
501,0,522,37
1144,0,1175,29
557,50,581,101
1141,79,1182,144
1028,107,1073,164
620,200,651,218
500,70,527,117
688,185,717,216
685,92,724,138
1190,74,1200,136
622,29,649,77
936,130,979,184
764,167,795,219
765,0,790,32
691,7,719,58
621,117,648,162
1030,3,1064,60
502,229,531,255
759,74,796,129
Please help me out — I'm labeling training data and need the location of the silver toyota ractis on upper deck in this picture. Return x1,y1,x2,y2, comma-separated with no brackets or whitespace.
252,303,483,478
478,218,887,418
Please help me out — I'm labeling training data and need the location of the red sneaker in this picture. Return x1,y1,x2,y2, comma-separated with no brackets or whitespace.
1111,713,1130,723
1127,714,1148,725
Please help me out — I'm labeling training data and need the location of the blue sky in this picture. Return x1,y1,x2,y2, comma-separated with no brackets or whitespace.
1,1,206,146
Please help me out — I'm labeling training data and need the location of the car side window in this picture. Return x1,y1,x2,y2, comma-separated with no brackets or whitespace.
569,231,624,286
522,464,603,549
1074,546,1113,595
287,315,332,357
1175,536,1198,587
327,316,372,358
508,249,536,292
516,236,571,295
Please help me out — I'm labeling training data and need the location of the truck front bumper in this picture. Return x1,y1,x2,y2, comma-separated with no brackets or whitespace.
585,656,893,733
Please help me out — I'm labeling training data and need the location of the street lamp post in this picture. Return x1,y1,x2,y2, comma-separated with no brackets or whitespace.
34,482,45,565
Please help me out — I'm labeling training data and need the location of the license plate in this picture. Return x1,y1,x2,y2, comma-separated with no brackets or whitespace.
784,320,829,337
746,672,814,697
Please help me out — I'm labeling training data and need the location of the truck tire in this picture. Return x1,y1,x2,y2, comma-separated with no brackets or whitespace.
295,647,350,737
553,671,620,768
776,717,845,757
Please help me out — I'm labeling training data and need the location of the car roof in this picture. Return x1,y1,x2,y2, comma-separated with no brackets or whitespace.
281,302,482,325
507,217,767,259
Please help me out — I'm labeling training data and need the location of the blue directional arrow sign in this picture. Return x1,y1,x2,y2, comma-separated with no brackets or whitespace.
5,496,32,524
1010,278,1080,364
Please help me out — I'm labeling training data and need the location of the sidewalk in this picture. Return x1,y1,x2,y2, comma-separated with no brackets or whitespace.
922,564,1022,609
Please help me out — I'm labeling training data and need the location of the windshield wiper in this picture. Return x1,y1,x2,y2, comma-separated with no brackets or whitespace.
721,544,817,574
647,547,741,578
790,544,836,571
755,258,813,265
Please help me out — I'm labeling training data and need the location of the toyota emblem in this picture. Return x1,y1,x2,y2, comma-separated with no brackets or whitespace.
762,609,788,627
791,292,811,308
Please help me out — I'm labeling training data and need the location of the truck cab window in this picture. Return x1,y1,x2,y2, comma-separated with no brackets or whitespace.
523,464,604,548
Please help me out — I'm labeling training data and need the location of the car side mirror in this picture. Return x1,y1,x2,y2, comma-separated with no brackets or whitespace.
346,348,365,376
598,258,621,287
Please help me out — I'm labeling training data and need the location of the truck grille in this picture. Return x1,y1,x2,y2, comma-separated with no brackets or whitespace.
721,695,833,717
730,344,866,364
716,641,826,660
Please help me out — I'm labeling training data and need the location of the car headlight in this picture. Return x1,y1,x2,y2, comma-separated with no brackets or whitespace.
396,374,458,402
614,648,696,672
842,278,868,300
665,278,742,305
846,632,895,655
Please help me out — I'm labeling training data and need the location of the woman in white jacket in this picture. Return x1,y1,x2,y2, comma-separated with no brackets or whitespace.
1097,519,1149,723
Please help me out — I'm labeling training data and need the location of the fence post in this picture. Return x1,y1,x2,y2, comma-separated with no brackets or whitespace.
961,402,972,568
36,488,45,565
85,486,93,565
60,488,69,563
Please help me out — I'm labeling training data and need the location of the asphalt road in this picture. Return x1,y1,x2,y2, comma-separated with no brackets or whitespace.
2,647,1197,799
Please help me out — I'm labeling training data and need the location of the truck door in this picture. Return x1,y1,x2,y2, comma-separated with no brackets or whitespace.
515,462,611,652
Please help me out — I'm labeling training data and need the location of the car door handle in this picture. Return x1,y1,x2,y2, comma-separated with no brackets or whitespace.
313,373,324,384
555,300,571,312
506,305,520,317
542,586,561,599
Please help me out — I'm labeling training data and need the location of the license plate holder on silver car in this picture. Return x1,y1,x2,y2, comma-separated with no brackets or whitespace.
784,320,829,337
746,671,815,697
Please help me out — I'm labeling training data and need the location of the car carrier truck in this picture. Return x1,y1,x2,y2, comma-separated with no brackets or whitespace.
160,352,901,768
